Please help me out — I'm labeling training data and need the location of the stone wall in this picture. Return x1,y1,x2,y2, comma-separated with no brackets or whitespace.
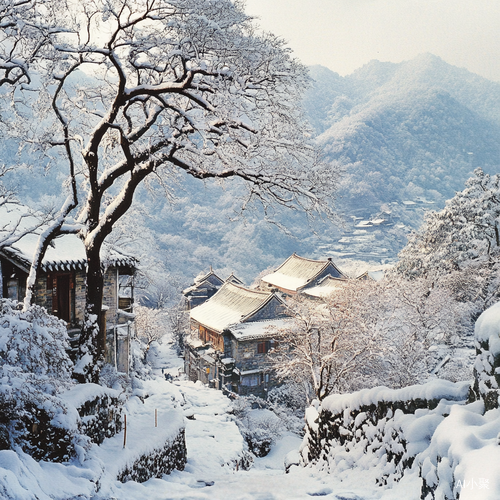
76,390,123,445
16,403,75,462
34,275,51,312
10,386,123,463
117,429,187,483
102,267,118,322
302,381,470,487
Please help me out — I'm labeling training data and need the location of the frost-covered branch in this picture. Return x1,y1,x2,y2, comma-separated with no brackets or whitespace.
38,0,338,382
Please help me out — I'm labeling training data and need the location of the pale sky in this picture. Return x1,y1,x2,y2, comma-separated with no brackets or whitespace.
244,0,500,82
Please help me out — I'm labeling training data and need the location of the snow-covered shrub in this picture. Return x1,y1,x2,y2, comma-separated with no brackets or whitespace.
230,396,284,457
0,300,77,459
469,301,500,410
418,402,500,500
268,383,309,413
0,300,72,378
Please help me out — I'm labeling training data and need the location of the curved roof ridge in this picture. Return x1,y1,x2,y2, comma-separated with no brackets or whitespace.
273,252,327,271
224,281,271,296
190,281,283,333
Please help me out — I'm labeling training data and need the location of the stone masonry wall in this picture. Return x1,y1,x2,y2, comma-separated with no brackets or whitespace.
303,381,470,487
117,429,187,483
74,271,86,324
102,267,118,323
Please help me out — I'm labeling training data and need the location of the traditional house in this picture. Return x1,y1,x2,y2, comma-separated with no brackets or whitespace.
185,281,290,397
0,207,137,371
182,267,244,309
260,253,346,295
182,267,224,310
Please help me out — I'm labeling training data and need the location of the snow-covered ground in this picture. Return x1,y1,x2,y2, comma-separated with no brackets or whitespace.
2,334,492,500
0,337,394,500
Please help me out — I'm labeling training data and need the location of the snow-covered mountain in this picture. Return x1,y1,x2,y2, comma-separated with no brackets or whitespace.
304,54,500,211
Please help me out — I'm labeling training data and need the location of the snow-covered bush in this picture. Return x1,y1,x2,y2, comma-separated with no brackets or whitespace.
230,396,284,457
0,300,76,459
469,301,500,410
0,300,72,378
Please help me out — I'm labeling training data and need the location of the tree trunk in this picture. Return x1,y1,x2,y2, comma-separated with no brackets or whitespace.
73,245,105,383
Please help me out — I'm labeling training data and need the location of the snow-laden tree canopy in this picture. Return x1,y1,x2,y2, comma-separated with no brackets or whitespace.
5,0,337,382
395,168,500,277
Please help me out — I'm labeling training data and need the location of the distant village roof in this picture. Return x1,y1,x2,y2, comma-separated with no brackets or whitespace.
225,273,244,286
194,267,224,286
182,267,224,295
190,282,284,333
0,204,136,272
303,275,347,299
261,253,345,293
356,270,385,282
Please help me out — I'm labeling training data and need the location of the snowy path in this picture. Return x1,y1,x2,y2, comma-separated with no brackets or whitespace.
92,341,416,500
101,376,383,500
0,339,420,499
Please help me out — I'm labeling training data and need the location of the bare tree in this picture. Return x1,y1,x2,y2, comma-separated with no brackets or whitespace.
0,0,59,90
268,272,474,401
37,0,337,382
134,305,169,359
0,167,52,249
269,282,383,402
167,299,189,355
376,276,473,388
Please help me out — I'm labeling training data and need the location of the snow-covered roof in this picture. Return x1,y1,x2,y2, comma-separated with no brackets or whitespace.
182,267,224,295
356,270,385,282
0,204,136,272
194,268,223,286
225,273,244,286
190,282,284,333
261,253,345,292
230,318,293,341
303,276,346,299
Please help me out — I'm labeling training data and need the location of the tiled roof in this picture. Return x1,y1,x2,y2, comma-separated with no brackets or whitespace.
190,282,282,333
194,269,224,286
230,318,293,341
183,268,224,295
303,275,347,299
225,273,244,285
261,253,344,292
0,204,136,272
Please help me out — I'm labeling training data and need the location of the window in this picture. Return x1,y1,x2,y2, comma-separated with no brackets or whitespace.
257,340,275,354
241,374,260,386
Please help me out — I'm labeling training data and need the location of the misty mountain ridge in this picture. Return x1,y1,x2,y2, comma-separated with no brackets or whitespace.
306,53,500,134
304,53,500,214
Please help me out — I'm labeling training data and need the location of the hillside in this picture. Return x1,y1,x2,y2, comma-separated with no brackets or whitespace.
306,54,500,209
302,54,500,262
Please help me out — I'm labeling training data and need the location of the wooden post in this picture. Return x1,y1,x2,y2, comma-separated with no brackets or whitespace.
123,414,127,448
155,409,158,427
